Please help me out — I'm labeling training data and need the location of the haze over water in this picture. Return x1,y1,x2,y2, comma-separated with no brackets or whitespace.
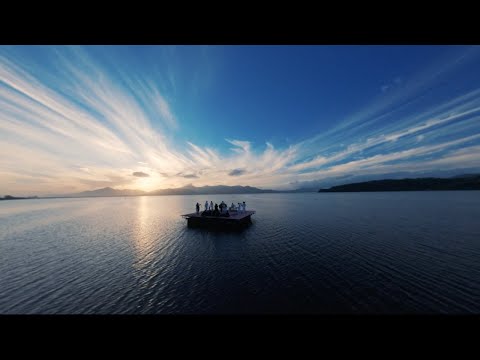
1,192,479,314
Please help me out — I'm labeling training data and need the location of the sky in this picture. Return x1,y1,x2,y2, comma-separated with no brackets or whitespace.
1,45,480,196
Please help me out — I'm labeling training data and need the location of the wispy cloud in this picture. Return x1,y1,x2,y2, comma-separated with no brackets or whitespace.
381,76,402,93
226,139,251,154
153,92,178,130
178,173,199,179
132,172,150,177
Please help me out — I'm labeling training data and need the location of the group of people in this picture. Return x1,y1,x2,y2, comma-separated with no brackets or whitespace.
195,200,247,216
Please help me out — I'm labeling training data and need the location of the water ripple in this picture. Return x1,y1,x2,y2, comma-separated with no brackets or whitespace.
1,193,479,314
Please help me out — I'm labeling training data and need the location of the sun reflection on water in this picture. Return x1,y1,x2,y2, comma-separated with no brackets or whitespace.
133,196,157,268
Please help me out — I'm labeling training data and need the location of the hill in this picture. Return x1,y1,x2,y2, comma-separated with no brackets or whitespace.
318,175,480,192
63,187,146,197
149,184,276,196
54,184,276,198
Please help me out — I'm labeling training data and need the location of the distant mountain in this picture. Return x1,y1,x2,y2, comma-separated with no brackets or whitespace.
53,184,276,198
318,175,480,192
293,168,480,190
0,195,38,200
149,184,276,196
63,187,147,197
451,173,480,179
279,188,319,193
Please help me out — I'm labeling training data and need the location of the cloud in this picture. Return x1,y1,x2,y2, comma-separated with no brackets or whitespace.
381,76,403,93
175,171,199,178
226,139,251,154
228,168,247,176
132,171,150,177
151,87,178,130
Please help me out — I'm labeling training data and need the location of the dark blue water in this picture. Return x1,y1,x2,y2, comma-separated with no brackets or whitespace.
1,192,479,314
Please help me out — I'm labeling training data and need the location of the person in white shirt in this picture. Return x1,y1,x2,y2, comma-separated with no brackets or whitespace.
205,201,209,211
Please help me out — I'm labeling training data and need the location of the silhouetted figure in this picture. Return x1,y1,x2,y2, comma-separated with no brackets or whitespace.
243,201,246,212
205,201,209,211
196,202,200,214
220,201,226,213
210,201,214,211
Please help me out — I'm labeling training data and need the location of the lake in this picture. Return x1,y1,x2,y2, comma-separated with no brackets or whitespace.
1,192,479,314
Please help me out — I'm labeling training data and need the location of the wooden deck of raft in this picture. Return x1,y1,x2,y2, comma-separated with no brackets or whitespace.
181,210,256,228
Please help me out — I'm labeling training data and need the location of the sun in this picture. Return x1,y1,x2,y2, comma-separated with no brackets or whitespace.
134,176,162,192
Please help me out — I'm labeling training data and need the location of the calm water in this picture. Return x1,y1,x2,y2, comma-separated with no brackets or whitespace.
1,192,479,314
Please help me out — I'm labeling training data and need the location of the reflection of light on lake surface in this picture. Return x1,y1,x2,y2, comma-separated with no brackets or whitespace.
133,196,157,268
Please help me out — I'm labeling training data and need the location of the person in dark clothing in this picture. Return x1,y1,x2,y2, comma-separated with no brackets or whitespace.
196,202,200,214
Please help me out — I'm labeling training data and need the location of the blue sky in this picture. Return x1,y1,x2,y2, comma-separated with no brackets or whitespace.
1,45,480,195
